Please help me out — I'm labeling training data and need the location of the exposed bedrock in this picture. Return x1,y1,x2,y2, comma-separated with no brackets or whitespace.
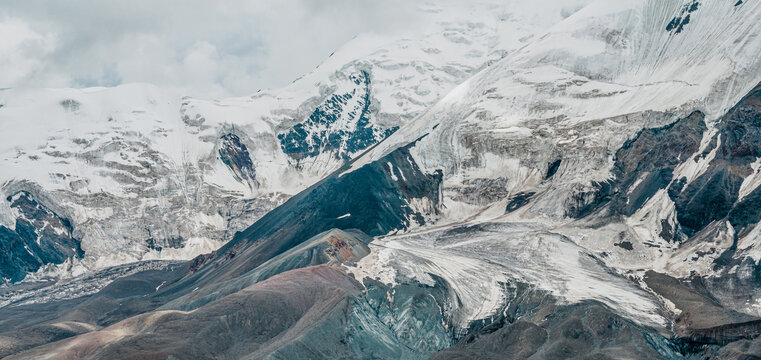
564,110,706,220
1,265,458,360
566,82,761,253
0,321,98,358
611,111,706,217
644,271,759,334
505,191,535,213
0,191,84,284
669,83,761,237
218,133,257,188
278,71,398,162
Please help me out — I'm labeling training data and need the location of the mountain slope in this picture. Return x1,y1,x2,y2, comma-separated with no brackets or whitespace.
347,0,761,283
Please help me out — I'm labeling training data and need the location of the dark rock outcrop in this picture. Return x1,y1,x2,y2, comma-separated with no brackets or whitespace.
0,191,84,284
644,271,760,341
546,158,562,179
665,1,699,34
668,83,761,237
610,111,706,217
278,71,397,162
505,191,535,213
218,133,257,187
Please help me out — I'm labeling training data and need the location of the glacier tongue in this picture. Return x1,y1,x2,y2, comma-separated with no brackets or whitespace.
349,221,667,330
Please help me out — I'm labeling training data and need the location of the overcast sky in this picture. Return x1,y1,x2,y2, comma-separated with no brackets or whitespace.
0,0,420,98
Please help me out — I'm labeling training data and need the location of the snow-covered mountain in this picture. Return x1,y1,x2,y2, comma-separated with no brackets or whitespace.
344,0,761,336
3,0,761,359
0,0,591,283
352,0,761,262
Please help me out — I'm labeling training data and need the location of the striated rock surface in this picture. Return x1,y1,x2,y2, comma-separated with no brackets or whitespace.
0,191,83,284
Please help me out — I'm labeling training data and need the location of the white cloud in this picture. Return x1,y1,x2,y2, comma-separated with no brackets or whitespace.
0,19,56,87
0,0,420,98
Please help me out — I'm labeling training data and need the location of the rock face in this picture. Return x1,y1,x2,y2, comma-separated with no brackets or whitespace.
0,191,83,284
608,111,706,219
218,133,257,187
665,85,761,239
278,71,397,162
